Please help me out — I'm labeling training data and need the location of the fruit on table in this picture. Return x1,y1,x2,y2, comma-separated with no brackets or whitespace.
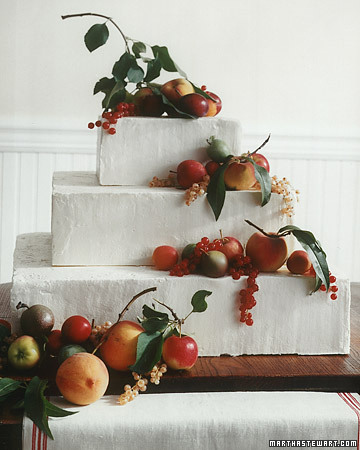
8,335,41,370
100,320,144,371
133,87,164,117
206,136,231,163
287,250,311,274
218,236,244,262
205,161,220,176
46,329,63,355
181,243,196,260
160,78,194,104
178,93,209,117
224,160,256,190
176,160,207,189
252,153,270,172
246,232,288,272
205,91,222,117
61,315,92,344
152,245,178,270
56,353,109,406
20,304,54,337
201,250,228,278
58,344,87,365
162,335,198,370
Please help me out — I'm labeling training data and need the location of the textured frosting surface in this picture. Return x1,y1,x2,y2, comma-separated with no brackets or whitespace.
11,233,351,356
52,172,291,266
96,117,242,185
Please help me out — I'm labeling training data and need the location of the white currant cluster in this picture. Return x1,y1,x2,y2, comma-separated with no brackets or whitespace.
271,175,300,217
185,175,210,206
149,175,176,188
89,321,112,345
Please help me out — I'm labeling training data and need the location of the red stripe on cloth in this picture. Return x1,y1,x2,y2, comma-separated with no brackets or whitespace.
348,393,360,409
338,393,360,450
42,428,47,450
32,423,37,450
37,428,42,450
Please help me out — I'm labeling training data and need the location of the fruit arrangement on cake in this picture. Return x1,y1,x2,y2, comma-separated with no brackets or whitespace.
1,11,351,441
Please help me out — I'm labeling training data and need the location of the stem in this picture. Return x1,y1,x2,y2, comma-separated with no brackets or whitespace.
61,12,130,52
244,219,288,239
16,302,29,310
152,298,181,322
92,286,157,355
249,134,271,156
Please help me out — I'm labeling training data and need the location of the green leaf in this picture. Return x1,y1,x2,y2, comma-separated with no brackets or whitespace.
84,23,109,52
102,80,126,109
151,45,187,77
127,63,144,83
141,316,169,333
142,305,169,320
190,83,216,100
132,41,146,58
93,77,115,95
151,86,195,119
24,377,53,440
245,157,272,206
191,290,212,313
112,53,133,81
144,56,162,82
129,332,163,374
43,398,77,418
278,225,330,292
11,398,24,411
0,378,22,400
206,156,233,220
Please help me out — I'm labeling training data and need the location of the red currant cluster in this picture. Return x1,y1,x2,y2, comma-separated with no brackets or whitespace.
88,102,137,135
169,237,223,277
320,274,338,300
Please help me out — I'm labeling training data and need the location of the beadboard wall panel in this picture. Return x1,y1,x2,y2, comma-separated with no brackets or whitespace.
0,129,359,282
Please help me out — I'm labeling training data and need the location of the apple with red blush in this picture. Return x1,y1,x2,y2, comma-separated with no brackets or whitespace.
205,91,222,117
178,93,209,117
162,335,198,370
176,160,207,188
218,236,244,262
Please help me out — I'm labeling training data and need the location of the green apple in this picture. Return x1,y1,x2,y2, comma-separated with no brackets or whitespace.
8,335,41,370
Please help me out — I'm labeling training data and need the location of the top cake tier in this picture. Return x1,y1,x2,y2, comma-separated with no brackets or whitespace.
96,117,241,186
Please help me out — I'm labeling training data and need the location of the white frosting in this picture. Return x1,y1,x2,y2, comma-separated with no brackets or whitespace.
96,117,242,186
51,172,291,266
11,233,351,356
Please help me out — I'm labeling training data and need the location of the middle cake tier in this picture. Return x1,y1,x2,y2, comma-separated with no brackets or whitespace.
52,171,290,266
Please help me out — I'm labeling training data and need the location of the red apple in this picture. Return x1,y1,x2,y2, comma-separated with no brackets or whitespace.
205,161,220,176
162,335,198,370
219,237,244,262
224,161,256,190
133,87,164,117
178,93,209,117
205,91,222,117
46,329,63,355
177,160,207,189
152,245,178,270
252,153,270,172
246,232,288,272
160,78,194,104
61,316,92,344
286,250,311,274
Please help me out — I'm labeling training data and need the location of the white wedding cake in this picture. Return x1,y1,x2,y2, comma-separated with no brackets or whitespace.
10,117,351,356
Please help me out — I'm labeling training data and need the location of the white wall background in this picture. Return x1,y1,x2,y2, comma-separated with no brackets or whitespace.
0,0,359,282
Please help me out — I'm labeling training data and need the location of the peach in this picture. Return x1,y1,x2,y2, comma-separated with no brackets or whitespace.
56,353,109,406
152,245,178,270
286,250,311,274
245,232,288,272
224,161,256,190
205,91,222,117
160,78,194,104
100,320,144,371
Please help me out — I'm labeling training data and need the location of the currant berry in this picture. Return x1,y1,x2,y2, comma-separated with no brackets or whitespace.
329,275,336,283
201,85,207,91
102,122,110,130
88,122,95,129
320,284,327,292
330,293,337,300
108,128,116,135
201,237,210,245
95,120,102,127
331,285,338,292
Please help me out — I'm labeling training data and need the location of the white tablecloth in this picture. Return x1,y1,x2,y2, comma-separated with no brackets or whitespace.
23,391,360,450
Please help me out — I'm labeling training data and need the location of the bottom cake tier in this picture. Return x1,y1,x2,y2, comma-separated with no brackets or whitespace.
10,233,351,356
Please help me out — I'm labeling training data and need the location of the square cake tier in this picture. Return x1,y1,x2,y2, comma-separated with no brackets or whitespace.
52,172,290,266
11,233,351,356
96,117,241,186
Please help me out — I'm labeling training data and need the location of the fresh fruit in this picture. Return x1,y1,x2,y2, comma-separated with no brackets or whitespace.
100,320,144,371
58,344,87,365
205,91,222,117
162,335,198,370
246,232,287,272
61,316,92,344
218,236,244,262
181,243,196,260
19,304,54,338
224,160,256,190
286,250,311,274
201,250,228,278
176,160,207,189
205,161,220,176
178,93,209,117
8,335,41,370
160,78,194,104
56,353,109,406
206,136,232,163
134,87,163,117
152,246,178,270
46,330,63,355
252,153,270,172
